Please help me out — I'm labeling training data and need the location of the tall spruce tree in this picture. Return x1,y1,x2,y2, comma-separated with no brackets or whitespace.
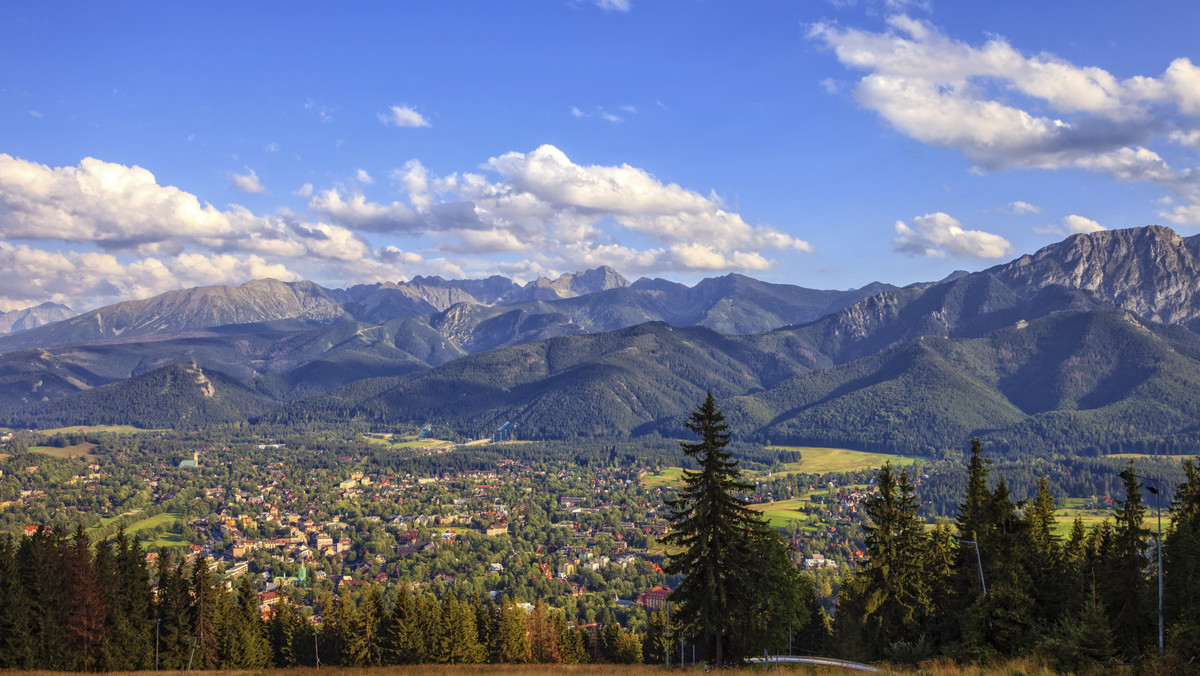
664,392,798,667
61,527,104,670
1165,458,1200,659
851,462,932,658
0,533,31,669
1105,463,1153,657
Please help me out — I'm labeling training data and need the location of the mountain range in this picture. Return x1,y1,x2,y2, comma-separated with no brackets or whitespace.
6,225,1200,458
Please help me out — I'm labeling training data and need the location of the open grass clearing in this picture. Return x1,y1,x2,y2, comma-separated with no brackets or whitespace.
28,441,98,460
36,424,156,435
641,466,686,488
749,497,812,528
763,446,914,475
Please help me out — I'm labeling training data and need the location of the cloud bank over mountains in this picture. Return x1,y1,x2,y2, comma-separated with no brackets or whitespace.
0,146,809,311
812,14,1200,248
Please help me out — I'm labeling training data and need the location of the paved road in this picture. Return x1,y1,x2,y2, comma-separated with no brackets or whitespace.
746,655,882,672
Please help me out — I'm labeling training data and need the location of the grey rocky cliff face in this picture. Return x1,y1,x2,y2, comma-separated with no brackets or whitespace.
990,225,1200,324
0,302,75,334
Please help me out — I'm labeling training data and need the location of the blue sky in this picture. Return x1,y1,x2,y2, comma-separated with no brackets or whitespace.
3,1,1200,311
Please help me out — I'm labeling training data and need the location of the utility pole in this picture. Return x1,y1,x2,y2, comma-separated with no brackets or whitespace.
314,629,320,668
1122,468,1164,655
957,535,987,595
154,618,160,671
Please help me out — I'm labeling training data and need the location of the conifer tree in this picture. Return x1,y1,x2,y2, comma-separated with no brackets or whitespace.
347,584,386,666
266,598,304,667
223,576,270,668
643,605,671,665
382,584,425,664
1105,463,1152,657
664,392,796,667
437,593,485,663
117,534,154,669
493,595,530,662
1165,458,1200,659
317,592,350,666
0,533,31,669
853,462,931,657
61,526,104,670
528,598,561,663
18,526,67,669
189,558,221,668
154,555,193,669
1025,475,1066,626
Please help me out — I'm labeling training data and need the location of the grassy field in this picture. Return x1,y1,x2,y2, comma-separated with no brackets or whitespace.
87,509,188,548
364,434,455,451
642,447,910,490
748,497,818,530
763,446,914,475
28,441,98,460
641,466,687,488
36,424,154,435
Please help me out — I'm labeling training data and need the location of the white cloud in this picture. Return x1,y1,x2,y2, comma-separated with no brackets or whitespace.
1160,204,1200,226
595,0,630,11
366,145,810,274
1062,214,1106,234
0,147,814,308
1034,214,1107,236
809,16,1200,192
264,142,279,153
570,105,634,123
303,98,334,123
0,154,369,263
230,168,266,194
1004,201,1041,215
308,187,423,234
893,212,1012,258
356,169,374,184
0,242,299,312
28,110,43,119
1059,215,1105,235
378,104,431,128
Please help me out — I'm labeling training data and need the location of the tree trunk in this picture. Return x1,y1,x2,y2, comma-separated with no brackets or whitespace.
715,630,723,669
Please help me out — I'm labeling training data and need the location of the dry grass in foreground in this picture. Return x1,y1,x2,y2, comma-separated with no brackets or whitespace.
16,657,1179,676
6,665,869,676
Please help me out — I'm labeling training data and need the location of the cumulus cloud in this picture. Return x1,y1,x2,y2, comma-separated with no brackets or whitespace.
0,242,299,312
809,16,1200,193
893,212,1012,258
1003,201,1042,215
378,104,430,128
1061,214,1106,234
0,146,813,309
342,144,810,274
1034,214,1108,236
1161,204,1200,226
230,168,266,193
308,187,423,234
0,154,372,260
356,169,374,184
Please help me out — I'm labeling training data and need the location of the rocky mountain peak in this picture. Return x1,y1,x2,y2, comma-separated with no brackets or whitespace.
992,225,1200,324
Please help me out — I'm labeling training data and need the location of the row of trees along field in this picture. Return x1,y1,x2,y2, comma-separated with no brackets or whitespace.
0,526,648,670
836,438,1200,671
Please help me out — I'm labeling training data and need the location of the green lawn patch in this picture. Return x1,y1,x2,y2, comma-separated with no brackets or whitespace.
28,442,98,460
749,498,811,528
764,446,914,474
641,466,686,488
37,424,156,435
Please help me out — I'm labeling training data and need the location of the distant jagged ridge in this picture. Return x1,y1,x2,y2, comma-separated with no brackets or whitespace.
0,302,74,335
